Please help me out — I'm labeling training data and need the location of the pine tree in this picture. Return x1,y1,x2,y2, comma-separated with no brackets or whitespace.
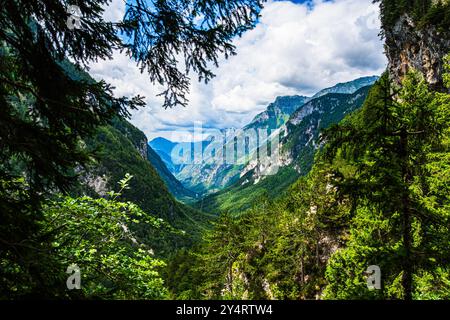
322,68,450,299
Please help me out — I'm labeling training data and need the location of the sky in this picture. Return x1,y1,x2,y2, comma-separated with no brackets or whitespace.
90,0,387,142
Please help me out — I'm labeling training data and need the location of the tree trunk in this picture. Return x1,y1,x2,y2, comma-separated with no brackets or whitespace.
400,129,413,300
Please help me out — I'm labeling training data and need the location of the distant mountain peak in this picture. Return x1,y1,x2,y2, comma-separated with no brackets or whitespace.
149,136,175,145
312,76,379,99
244,76,379,133
273,94,310,104
149,137,176,152
246,95,311,131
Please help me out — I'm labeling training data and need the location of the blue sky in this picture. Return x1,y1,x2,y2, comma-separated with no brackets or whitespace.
284,0,317,4
281,0,331,8
92,0,387,141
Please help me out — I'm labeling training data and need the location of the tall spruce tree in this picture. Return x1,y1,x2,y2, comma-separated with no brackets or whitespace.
322,68,450,299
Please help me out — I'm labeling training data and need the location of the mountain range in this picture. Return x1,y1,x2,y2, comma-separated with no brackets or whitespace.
149,76,378,203
196,84,373,214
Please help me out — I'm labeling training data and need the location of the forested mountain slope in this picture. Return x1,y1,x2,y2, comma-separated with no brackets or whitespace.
79,117,211,254
147,145,198,203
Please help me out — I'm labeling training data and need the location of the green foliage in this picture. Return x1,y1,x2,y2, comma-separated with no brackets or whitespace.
81,118,213,255
322,67,450,299
121,0,264,107
43,196,168,299
376,0,450,31
197,166,300,215
172,160,352,299
1,176,168,299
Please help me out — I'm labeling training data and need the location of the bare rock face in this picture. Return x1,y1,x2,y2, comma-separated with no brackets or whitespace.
138,138,148,159
384,14,450,90
82,173,109,196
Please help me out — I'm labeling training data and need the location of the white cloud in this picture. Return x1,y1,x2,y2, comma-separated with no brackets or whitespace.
101,0,126,22
90,0,387,142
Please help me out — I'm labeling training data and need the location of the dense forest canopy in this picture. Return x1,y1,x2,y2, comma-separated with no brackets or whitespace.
375,0,450,30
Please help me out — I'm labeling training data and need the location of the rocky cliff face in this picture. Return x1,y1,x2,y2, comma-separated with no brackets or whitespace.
384,14,450,90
